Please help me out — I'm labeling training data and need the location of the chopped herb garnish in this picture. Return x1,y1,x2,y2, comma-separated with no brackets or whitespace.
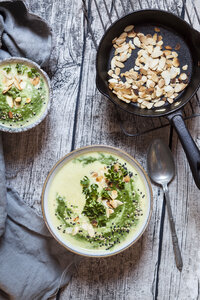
3,65,11,73
16,63,28,74
27,68,39,78
73,153,116,166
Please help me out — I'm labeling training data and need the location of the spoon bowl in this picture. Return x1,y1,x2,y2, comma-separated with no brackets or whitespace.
147,138,183,271
147,139,175,186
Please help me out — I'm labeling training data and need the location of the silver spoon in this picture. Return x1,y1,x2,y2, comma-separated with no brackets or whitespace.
147,138,183,271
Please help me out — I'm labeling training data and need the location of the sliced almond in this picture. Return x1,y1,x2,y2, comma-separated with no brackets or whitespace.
124,25,134,32
175,43,181,51
115,61,125,68
115,67,120,76
2,85,12,94
6,96,14,108
158,78,165,88
111,190,118,199
115,38,126,45
108,70,113,76
8,111,13,119
26,98,31,104
15,97,21,103
172,57,180,67
124,175,130,182
165,45,172,50
182,65,188,71
14,76,22,90
154,100,165,107
133,36,141,48
179,73,187,81
174,83,187,93
127,31,136,38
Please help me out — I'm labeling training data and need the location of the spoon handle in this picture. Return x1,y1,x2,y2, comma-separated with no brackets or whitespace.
162,184,183,271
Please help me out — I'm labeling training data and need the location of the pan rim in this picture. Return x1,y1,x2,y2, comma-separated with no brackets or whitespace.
96,8,200,118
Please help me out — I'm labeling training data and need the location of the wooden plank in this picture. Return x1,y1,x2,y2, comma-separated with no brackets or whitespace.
157,1,200,298
2,0,85,211
58,0,181,299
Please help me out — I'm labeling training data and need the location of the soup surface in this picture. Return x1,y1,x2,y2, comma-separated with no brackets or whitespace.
47,151,149,253
0,62,49,128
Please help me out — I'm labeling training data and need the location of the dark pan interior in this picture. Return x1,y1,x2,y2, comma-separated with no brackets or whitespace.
96,10,200,117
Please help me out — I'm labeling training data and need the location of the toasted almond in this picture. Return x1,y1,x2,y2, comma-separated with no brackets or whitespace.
115,67,120,76
124,25,134,32
111,57,116,70
124,175,130,182
2,85,12,94
174,83,187,93
119,53,128,62
133,36,141,48
171,51,178,58
154,100,165,107
15,97,21,103
149,58,159,69
154,27,160,32
128,31,136,38
116,44,129,54
8,111,13,119
163,50,171,57
111,190,118,199
153,33,157,42
165,45,172,50
129,40,135,49
106,207,114,218
175,43,181,51
156,87,164,97
115,61,125,68
182,65,188,71
96,176,103,182
172,57,180,67
108,70,113,76
91,172,98,177
159,56,166,70
119,32,127,39
167,98,174,104
26,98,31,104
31,76,40,86
6,96,14,108
115,38,126,45
143,101,154,109
179,73,187,81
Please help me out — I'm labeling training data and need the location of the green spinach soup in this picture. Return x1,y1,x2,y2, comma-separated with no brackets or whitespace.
0,62,49,128
48,151,149,253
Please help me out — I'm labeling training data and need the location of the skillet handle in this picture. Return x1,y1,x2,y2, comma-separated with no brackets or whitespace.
167,112,200,189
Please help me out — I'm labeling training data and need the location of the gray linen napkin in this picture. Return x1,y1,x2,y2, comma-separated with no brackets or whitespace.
0,1,80,299
0,188,80,300
0,0,52,66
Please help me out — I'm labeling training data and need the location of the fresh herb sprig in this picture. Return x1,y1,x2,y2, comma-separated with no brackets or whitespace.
16,63,28,74
81,176,106,226
74,153,116,166
55,194,73,227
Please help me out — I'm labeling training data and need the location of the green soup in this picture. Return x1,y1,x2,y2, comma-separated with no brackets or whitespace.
0,62,49,128
48,152,148,252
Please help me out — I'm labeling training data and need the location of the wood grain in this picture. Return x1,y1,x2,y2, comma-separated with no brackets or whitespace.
2,0,200,299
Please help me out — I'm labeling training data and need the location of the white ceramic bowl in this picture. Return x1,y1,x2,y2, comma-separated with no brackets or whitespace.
41,145,153,257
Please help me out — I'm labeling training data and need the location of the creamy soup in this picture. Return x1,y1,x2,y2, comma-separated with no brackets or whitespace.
47,152,149,253
0,62,49,128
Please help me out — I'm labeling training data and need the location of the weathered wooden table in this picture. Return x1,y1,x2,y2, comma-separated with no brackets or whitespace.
3,0,200,299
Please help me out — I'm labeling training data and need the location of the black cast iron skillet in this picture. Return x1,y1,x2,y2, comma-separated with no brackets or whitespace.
96,9,200,189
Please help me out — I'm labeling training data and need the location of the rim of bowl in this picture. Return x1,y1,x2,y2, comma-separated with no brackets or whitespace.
41,145,153,258
0,57,51,133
